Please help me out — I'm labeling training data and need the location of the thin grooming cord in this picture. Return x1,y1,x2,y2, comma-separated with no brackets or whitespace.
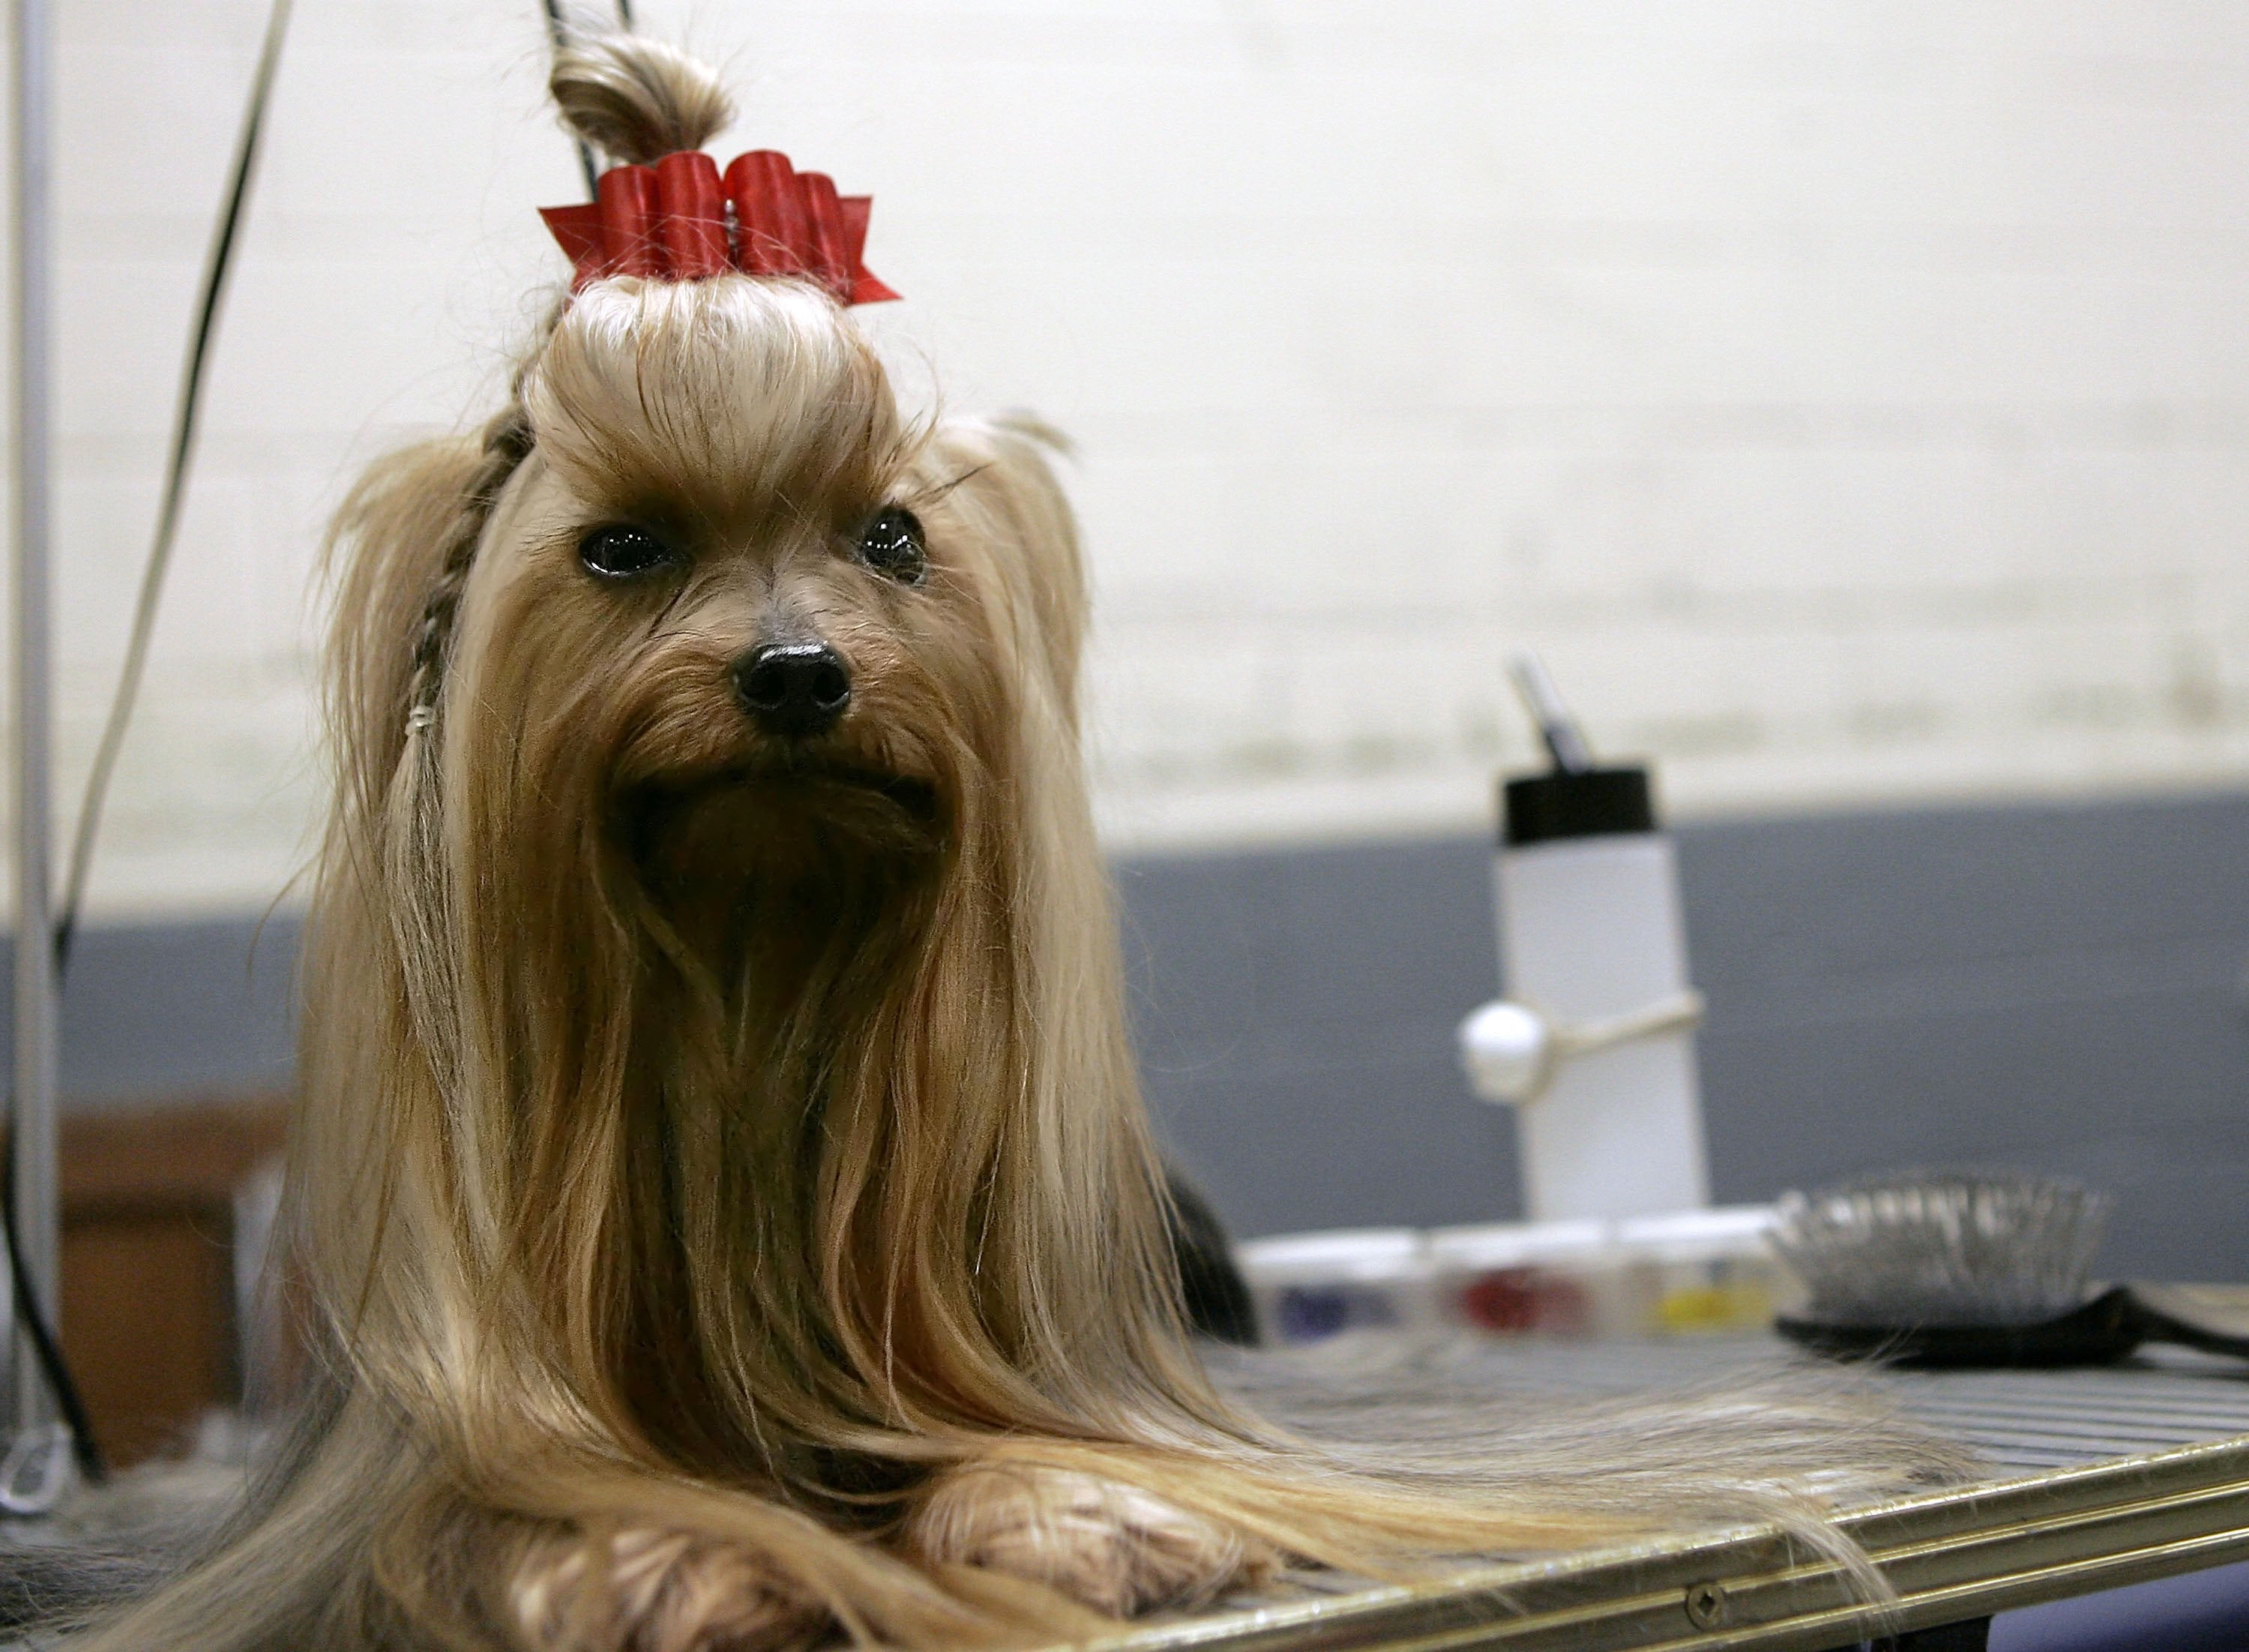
0,1134,100,1480
4,0,295,1489
540,0,600,197
541,0,642,198
53,0,293,968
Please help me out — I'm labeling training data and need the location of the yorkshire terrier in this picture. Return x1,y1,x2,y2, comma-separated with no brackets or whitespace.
53,31,1962,1652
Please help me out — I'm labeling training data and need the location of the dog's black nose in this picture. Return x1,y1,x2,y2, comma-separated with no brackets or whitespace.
735,642,852,739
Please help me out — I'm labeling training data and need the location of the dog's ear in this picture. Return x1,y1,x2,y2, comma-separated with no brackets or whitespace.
929,414,1089,723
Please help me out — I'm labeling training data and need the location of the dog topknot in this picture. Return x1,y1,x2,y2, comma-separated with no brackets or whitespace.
550,30,733,166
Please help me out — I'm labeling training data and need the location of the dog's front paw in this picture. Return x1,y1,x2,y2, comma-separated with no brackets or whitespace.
904,1462,1277,1618
512,1525,831,1652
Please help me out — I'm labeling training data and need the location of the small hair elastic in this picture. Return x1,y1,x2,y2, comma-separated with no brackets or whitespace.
541,149,899,304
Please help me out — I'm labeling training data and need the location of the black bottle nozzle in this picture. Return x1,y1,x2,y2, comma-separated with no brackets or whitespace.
1499,652,1655,845
1508,651,1592,774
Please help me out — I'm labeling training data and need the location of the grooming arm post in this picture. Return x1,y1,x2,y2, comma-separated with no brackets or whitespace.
10,0,62,1462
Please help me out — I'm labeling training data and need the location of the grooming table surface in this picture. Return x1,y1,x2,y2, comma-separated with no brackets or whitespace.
1122,1333,2249,1652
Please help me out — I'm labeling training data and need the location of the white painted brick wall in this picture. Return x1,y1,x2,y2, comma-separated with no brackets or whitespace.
14,0,2249,917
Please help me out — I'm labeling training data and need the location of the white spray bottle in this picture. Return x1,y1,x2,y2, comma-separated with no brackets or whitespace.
1457,657,1711,1222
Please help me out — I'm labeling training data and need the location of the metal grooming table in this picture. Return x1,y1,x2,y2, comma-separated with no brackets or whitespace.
1131,1333,2249,1652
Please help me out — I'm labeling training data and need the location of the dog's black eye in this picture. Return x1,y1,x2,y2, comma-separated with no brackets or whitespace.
855,507,926,585
578,525,677,579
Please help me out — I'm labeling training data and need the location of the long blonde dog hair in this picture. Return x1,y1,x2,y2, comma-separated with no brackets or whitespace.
61,32,1963,1652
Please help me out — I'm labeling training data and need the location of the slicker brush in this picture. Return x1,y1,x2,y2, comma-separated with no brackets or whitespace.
1771,1170,2249,1369
1774,1172,2113,1328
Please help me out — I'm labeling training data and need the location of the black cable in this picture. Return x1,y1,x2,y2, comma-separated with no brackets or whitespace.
4,0,295,1489
54,0,295,971
0,1139,100,1483
541,0,600,199
17,0,614,1490
540,0,645,200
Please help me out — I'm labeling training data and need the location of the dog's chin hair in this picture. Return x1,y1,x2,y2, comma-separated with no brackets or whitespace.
618,770,951,1009
41,32,1972,1652
624,768,947,896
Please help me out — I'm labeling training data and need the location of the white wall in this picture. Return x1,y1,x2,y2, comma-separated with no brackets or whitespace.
19,1,2249,917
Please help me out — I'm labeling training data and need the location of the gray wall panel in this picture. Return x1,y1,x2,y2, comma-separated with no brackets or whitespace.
1116,836,1512,1238
11,789,2249,1281
45,915,298,1105
1122,791,2249,1282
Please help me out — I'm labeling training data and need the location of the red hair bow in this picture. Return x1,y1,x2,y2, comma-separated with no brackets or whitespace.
540,149,900,305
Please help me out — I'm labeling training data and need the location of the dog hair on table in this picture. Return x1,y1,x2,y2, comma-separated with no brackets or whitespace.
40,31,1966,1652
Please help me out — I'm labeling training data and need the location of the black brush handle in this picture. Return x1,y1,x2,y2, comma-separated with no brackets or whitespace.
1777,1288,2146,1369
2125,1286,2249,1360
1778,1285,2249,1370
